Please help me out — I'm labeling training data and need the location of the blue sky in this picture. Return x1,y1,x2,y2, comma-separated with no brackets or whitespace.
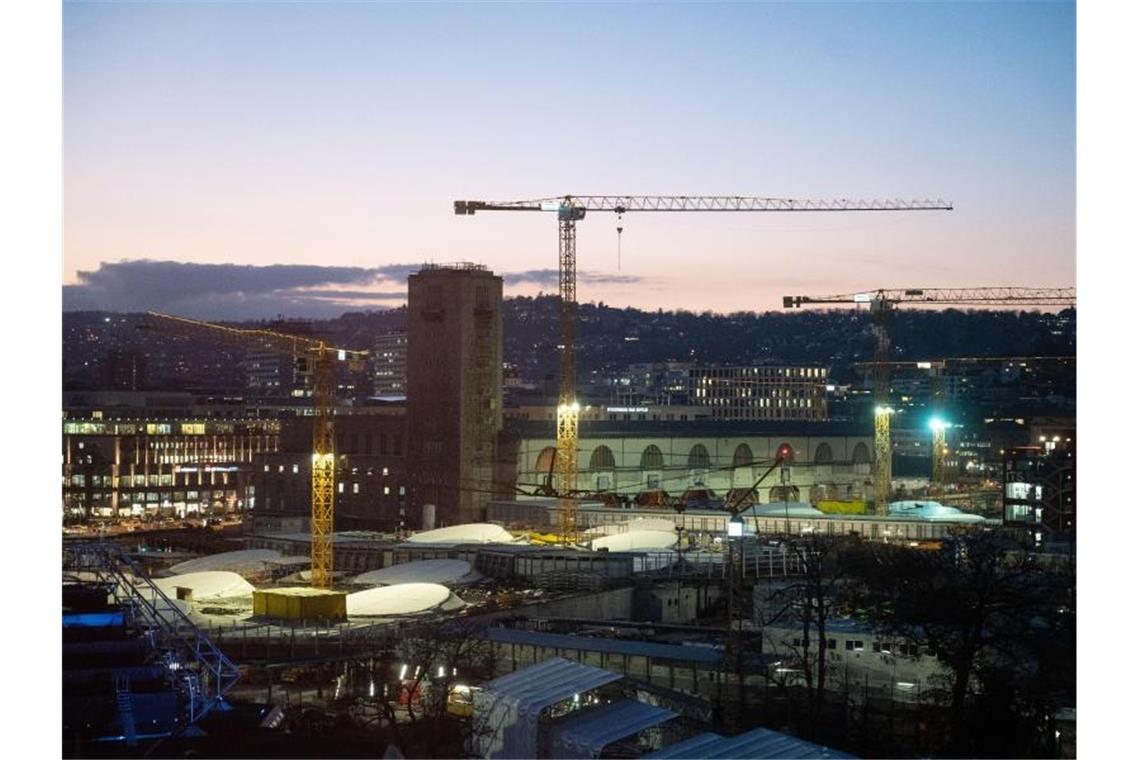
64,0,1074,318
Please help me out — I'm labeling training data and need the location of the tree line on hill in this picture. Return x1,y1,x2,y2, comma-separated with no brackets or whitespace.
62,299,1075,392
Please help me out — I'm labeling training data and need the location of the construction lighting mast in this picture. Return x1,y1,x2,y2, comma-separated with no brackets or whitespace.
456,196,952,541
853,355,1076,494
144,312,369,588
783,287,1076,513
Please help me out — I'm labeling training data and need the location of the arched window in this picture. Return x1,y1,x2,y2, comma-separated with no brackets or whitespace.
640,445,664,470
732,443,754,469
589,445,616,472
852,442,870,464
535,447,556,474
814,442,834,464
687,444,710,470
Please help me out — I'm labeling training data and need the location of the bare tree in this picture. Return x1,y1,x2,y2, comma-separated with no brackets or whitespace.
844,529,1066,755
757,533,853,738
394,618,498,723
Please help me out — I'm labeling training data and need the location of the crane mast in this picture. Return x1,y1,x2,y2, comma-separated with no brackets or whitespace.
457,195,952,542
144,312,368,588
783,287,1075,513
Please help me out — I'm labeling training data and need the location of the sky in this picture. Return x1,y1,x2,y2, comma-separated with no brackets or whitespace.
63,0,1075,319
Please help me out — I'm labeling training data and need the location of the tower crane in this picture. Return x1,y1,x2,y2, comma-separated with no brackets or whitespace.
853,355,1076,494
783,287,1076,513
456,195,952,542
144,312,369,588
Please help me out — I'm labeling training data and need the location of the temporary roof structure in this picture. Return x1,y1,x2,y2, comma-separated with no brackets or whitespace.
474,657,623,759
167,549,282,577
350,559,477,587
152,571,255,600
590,530,678,552
406,523,517,545
345,582,452,616
548,699,676,759
646,726,855,759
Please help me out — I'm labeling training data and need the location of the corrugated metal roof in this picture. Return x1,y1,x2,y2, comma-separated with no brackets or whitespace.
482,657,622,712
647,727,856,759
476,659,625,758
485,627,724,666
646,732,721,758
548,699,676,758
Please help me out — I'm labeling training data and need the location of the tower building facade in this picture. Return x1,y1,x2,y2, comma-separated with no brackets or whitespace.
406,264,503,527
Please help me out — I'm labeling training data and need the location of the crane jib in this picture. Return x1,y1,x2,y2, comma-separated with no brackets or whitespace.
455,196,953,214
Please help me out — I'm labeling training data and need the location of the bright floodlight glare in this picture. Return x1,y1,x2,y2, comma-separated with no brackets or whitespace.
727,517,744,538
875,405,894,415
928,417,948,431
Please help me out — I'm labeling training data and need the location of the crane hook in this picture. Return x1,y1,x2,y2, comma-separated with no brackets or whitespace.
616,212,624,270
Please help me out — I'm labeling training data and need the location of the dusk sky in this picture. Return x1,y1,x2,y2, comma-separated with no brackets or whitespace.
63,1,1075,319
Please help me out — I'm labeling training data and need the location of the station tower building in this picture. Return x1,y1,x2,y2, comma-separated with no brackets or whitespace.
406,263,503,527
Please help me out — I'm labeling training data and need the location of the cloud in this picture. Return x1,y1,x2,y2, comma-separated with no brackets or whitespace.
63,260,412,319
502,268,645,286
63,259,648,319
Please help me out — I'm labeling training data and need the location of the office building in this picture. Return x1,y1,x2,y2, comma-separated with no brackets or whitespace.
373,331,408,396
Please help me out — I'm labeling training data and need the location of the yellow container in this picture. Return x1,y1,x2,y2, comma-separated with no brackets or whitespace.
252,587,347,622
815,500,869,515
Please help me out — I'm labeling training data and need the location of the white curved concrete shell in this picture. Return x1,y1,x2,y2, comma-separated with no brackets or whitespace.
152,571,255,600
590,530,679,552
742,502,826,519
168,549,282,577
351,559,477,587
345,582,452,616
406,523,516,545
888,500,987,522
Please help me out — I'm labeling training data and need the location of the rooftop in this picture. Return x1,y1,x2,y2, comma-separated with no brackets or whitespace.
484,626,726,666
507,418,871,438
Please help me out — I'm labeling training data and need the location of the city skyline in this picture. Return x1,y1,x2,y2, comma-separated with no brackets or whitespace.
64,1,1074,318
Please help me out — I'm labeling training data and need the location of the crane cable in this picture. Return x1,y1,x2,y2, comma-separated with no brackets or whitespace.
616,212,624,270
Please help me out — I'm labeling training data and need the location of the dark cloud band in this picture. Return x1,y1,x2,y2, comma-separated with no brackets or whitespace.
63,259,644,319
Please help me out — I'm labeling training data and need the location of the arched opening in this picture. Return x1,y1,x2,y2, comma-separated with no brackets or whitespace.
814,442,834,464
687,444,711,470
732,443,754,487
640,445,665,470
535,446,556,474
732,443,754,469
589,445,616,472
852,442,870,464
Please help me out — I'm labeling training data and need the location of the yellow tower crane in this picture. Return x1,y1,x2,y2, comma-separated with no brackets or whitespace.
144,312,369,588
456,195,952,542
854,355,1076,495
784,288,1076,513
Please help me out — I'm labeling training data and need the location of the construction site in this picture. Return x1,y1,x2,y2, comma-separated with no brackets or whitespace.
61,192,1076,759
